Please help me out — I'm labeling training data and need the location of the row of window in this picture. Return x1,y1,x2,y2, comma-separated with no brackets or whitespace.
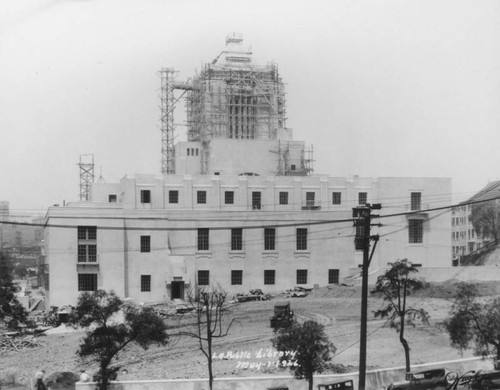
139,189,369,207
79,221,423,262
77,269,341,292
196,227,308,251
198,269,340,286
452,230,475,241
452,216,468,226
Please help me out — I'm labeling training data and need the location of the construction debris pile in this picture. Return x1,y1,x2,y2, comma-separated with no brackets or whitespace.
0,334,46,352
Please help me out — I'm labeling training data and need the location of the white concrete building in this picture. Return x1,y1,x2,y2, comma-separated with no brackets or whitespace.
44,174,451,306
43,35,452,306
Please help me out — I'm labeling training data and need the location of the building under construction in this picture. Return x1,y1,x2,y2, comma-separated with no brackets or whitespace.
160,33,313,176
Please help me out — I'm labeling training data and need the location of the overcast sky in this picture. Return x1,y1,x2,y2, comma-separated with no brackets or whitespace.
1,0,499,214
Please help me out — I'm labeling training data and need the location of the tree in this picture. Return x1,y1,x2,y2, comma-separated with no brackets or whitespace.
69,290,168,390
371,259,428,372
469,201,500,242
444,282,500,366
0,252,28,329
272,320,336,390
182,285,235,390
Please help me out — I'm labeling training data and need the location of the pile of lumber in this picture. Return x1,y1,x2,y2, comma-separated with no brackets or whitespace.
0,334,45,352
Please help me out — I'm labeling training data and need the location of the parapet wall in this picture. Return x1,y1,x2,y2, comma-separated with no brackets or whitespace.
75,356,495,390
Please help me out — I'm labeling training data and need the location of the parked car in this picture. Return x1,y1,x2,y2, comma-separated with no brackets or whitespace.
270,302,294,329
318,379,354,389
386,369,449,390
469,369,500,390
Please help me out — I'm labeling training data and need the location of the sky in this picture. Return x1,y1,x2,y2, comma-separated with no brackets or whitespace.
1,0,499,214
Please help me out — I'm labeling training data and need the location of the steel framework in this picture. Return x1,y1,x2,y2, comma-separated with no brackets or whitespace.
78,154,94,201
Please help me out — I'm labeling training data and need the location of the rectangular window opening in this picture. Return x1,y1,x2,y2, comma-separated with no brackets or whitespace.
141,190,151,204
198,228,209,251
409,219,424,244
296,228,308,250
231,228,243,251
141,275,151,292
169,190,179,204
264,270,275,285
78,274,97,292
296,269,308,285
197,191,207,204
252,191,261,210
279,192,288,205
264,228,276,251
198,270,209,286
141,236,151,253
332,192,341,205
231,270,243,285
225,191,234,205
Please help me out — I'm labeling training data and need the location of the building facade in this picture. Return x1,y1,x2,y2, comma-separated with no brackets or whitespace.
44,174,451,307
451,180,500,260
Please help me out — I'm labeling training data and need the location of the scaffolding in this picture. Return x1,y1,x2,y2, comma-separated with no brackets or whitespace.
274,141,314,176
78,154,94,201
157,34,316,177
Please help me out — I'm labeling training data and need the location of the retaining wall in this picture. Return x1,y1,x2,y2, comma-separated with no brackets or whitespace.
75,356,495,390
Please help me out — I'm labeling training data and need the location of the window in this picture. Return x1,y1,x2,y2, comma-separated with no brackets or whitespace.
108,194,117,203
358,192,367,205
252,191,261,210
187,148,190,156
225,191,234,204
141,275,151,292
198,270,209,286
306,192,315,206
264,228,276,251
78,226,96,240
231,228,243,251
169,190,179,204
231,270,243,285
197,228,209,250
328,269,339,284
291,165,296,171
409,219,424,244
78,274,97,291
141,236,151,253
411,192,421,211
78,226,97,262
296,228,308,250
141,190,151,204
296,270,308,285
279,192,288,205
332,192,341,205
196,148,199,156
197,191,207,204
264,270,275,285
78,245,97,263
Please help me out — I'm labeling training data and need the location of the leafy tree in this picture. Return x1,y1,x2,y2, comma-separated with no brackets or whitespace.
444,282,500,365
272,320,335,390
69,290,168,390
14,263,29,279
371,259,428,372
0,252,28,329
182,285,235,390
469,201,500,242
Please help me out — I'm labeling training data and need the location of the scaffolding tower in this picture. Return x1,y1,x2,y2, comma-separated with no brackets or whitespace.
158,34,312,176
78,154,94,201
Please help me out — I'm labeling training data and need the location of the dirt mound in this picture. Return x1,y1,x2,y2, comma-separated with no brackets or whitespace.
414,280,500,299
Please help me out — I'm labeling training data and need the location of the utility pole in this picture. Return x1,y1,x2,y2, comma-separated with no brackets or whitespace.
353,203,381,390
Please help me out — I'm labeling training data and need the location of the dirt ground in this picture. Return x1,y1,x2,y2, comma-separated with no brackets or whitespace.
1,281,499,389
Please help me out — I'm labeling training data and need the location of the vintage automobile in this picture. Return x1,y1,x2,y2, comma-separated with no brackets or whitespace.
270,302,294,329
386,369,449,390
318,379,354,389
469,369,500,390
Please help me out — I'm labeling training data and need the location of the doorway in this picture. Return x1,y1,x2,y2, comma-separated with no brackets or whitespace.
171,281,185,300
